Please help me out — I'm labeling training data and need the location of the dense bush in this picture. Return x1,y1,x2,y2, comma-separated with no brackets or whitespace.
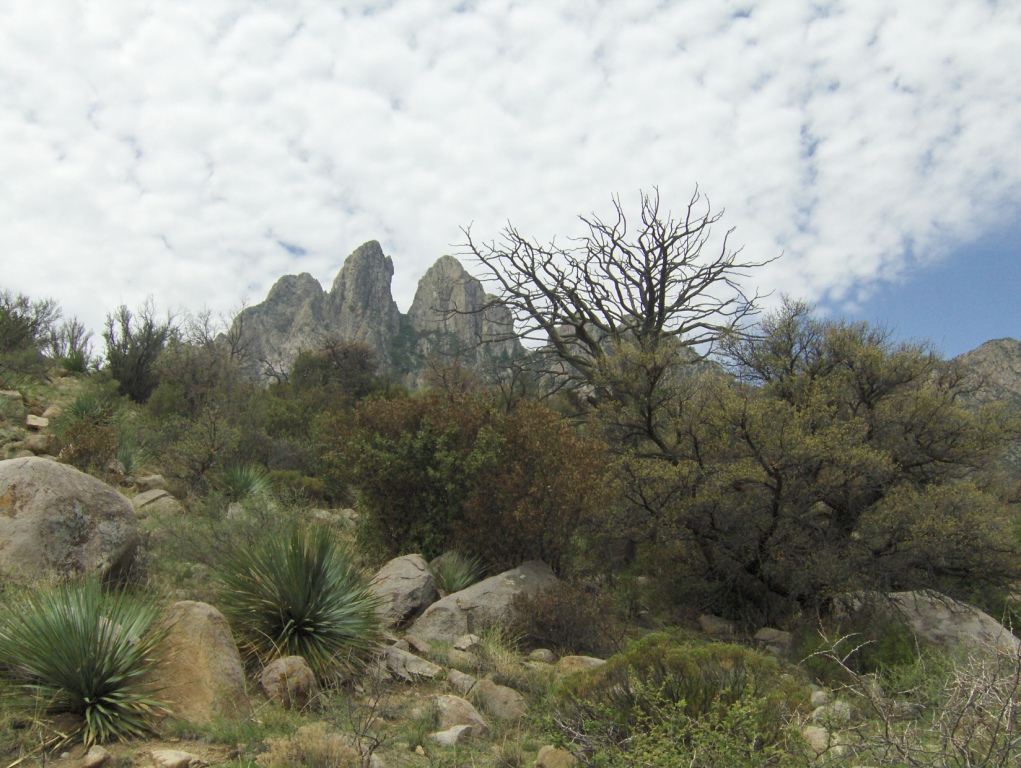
344,390,614,571
511,581,621,656
557,633,807,750
0,289,60,387
0,579,167,746
218,525,381,678
103,300,174,403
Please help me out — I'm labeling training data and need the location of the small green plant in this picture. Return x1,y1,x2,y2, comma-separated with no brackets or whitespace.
220,463,273,501
116,438,147,476
61,390,112,427
0,579,167,746
430,552,486,594
218,525,382,678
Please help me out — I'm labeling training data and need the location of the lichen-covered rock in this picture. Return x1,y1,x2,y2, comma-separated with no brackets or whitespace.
410,561,557,643
261,656,318,710
156,601,251,725
369,554,438,625
0,457,139,581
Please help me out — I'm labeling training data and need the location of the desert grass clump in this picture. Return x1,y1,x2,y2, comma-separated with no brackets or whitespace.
430,551,485,594
220,462,273,502
256,723,360,768
0,579,167,746
218,525,381,678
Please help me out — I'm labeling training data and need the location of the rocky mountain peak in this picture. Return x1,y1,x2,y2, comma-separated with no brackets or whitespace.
954,337,1021,408
328,240,401,357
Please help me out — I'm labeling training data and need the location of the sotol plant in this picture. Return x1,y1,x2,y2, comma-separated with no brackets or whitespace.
0,579,167,746
430,552,486,594
218,525,381,678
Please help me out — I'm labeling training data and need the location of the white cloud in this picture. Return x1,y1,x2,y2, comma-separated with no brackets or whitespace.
1,0,1019,344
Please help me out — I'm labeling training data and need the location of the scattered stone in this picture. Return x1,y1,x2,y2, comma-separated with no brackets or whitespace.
753,627,793,656
21,433,52,455
556,656,606,675
434,694,488,733
369,554,439,626
810,690,830,708
473,679,527,720
135,474,169,492
453,633,480,651
41,405,60,420
535,745,579,767
391,639,410,652
429,725,475,746
155,601,251,726
0,457,140,582
405,635,431,655
82,745,112,768
448,669,477,696
25,414,47,430
131,488,184,517
801,726,831,756
812,699,854,725
528,648,555,664
149,750,207,768
0,390,20,401
415,745,426,756
385,647,443,681
699,614,737,638
410,561,557,644
261,656,318,710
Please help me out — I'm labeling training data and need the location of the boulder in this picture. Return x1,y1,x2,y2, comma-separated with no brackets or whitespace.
261,656,318,710
889,591,1020,654
447,668,477,696
801,726,831,756
156,601,251,725
699,614,737,638
409,561,557,643
434,694,488,733
535,746,579,767
429,725,474,746
149,750,207,768
83,745,112,768
369,554,439,625
21,433,52,455
556,656,606,675
753,627,793,656
25,414,47,430
0,457,139,581
474,679,527,720
385,646,443,681
528,648,555,664
135,474,169,492
131,488,184,517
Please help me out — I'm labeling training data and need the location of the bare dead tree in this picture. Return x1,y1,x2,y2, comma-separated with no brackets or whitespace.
461,187,773,394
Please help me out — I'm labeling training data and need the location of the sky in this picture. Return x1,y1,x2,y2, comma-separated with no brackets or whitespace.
2,0,1019,360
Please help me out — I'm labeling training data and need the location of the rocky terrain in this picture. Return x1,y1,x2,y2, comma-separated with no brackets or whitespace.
232,242,521,385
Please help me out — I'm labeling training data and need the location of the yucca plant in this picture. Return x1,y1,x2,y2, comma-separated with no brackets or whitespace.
61,390,111,427
218,525,382,678
430,552,486,594
220,463,273,502
116,438,148,476
0,579,167,746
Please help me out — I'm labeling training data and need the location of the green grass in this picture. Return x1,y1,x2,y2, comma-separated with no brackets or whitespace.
218,525,382,679
430,552,486,594
0,579,167,746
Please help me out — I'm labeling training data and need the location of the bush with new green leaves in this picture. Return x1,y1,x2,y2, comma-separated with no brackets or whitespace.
0,579,167,746
556,633,807,751
218,525,381,678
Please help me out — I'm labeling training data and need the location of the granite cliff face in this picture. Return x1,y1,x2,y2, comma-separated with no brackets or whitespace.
954,337,1021,471
232,241,521,384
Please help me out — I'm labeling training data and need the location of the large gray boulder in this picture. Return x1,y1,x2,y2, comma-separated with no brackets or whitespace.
888,590,1020,654
370,553,439,625
409,561,557,643
156,601,251,725
0,456,139,581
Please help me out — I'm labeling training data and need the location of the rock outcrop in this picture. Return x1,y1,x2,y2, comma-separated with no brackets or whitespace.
888,590,1020,654
231,242,520,386
0,457,139,581
954,338,1021,409
370,554,439,626
409,561,557,643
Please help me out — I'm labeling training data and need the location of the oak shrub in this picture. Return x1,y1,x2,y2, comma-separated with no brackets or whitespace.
342,390,613,573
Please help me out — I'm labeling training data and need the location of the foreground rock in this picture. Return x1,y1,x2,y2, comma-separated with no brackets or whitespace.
156,601,251,726
0,457,139,581
149,750,207,768
410,561,557,643
370,554,439,625
435,694,488,733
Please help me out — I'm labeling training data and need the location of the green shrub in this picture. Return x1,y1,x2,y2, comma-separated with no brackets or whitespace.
220,463,273,502
57,420,118,473
103,300,174,403
557,634,807,750
430,552,485,594
0,579,167,746
218,525,381,678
